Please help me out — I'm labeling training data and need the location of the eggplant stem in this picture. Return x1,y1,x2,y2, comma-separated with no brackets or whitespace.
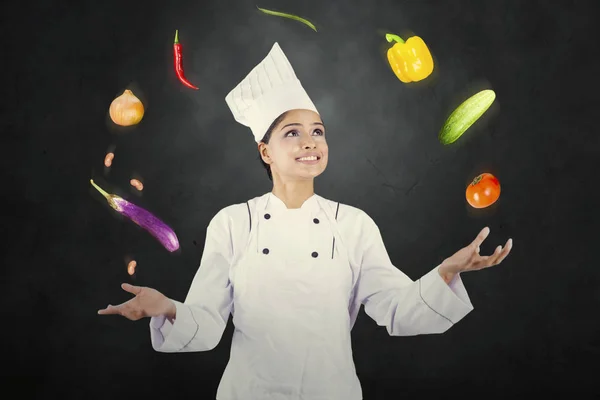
90,179,111,200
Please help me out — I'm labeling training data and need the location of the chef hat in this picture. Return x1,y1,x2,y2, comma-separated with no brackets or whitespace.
225,42,319,143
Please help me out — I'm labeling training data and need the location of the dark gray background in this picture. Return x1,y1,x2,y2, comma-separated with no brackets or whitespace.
2,0,598,398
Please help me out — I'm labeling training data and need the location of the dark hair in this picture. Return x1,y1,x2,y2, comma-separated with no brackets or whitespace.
258,111,288,181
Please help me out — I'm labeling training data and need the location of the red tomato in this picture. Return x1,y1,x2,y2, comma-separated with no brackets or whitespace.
466,173,501,208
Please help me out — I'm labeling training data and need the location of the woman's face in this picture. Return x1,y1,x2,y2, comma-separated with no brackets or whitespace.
259,109,328,182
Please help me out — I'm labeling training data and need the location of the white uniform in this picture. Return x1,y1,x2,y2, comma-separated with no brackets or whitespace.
149,192,473,399
149,42,474,399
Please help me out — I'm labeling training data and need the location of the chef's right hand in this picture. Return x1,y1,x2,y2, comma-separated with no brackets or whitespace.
97,283,176,321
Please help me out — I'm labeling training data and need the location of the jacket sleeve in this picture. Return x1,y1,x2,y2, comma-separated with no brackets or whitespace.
354,215,474,336
149,209,234,352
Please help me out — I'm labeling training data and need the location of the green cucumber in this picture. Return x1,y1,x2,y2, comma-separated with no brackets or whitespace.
439,89,496,145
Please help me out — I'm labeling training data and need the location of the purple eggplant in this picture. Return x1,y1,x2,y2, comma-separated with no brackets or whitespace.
90,179,179,252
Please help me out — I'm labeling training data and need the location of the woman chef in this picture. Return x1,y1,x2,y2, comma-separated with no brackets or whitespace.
98,42,513,400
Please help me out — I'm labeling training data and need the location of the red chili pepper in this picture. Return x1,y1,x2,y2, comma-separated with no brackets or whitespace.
173,30,199,90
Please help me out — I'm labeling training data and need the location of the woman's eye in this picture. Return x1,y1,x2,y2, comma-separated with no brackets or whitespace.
284,129,324,137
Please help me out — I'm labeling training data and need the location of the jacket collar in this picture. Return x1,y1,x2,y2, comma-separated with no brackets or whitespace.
266,192,320,213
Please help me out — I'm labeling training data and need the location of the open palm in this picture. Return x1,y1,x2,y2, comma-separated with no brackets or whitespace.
97,283,171,321
443,227,513,273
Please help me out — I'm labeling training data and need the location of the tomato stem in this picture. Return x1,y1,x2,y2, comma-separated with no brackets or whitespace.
471,175,483,186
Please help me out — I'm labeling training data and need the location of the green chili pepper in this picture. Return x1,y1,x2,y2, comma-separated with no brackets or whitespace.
257,6,317,32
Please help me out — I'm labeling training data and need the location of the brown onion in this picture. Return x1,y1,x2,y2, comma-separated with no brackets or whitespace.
109,89,144,126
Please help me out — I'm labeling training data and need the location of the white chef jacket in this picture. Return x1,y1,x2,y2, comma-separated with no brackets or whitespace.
149,192,474,399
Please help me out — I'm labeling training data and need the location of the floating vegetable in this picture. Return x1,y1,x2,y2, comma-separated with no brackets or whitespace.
130,178,143,191
90,179,179,252
257,6,317,32
466,173,500,208
104,152,114,167
173,30,199,90
109,89,144,126
127,260,137,276
439,89,496,145
385,33,434,83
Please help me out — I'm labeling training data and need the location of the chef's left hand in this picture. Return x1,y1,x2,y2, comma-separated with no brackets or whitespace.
439,227,513,280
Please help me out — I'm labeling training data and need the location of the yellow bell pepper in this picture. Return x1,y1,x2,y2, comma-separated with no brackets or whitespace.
386,33,434,83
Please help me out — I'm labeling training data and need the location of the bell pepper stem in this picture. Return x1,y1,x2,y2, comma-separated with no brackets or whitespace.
386,33,405,44
174,29,179,44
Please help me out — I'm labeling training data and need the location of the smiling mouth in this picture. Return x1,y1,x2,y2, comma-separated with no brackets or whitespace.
295,156,321,161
